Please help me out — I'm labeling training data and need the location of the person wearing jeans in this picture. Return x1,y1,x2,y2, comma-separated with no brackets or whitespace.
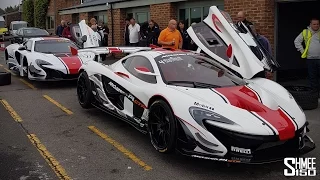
294,18,320,96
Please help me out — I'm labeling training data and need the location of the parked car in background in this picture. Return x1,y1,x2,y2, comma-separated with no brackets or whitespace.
5,37,83,81
9,21,28,36
10,27,50,44
0,16,8,41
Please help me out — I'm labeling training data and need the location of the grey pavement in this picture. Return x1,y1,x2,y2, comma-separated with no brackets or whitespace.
0,41,319,180
0,101,57,180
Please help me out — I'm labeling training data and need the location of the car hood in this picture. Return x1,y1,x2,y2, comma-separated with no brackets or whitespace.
167,81,305,139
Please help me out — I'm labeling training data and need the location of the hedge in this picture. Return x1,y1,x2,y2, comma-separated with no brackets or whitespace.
34,0,49,29
22,0,34,27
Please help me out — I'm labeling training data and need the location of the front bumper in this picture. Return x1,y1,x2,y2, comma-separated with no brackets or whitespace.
29,65,79,81
176,118,316,164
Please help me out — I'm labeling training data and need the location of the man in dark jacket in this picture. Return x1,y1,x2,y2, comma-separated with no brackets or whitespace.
145,20,160,47
236,11,253,33
56,20,65,37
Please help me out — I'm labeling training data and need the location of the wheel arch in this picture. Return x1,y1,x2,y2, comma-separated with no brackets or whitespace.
23,56,28,66
148,94,187,143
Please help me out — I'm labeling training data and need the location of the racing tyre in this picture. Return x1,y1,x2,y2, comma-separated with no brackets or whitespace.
148,100,177,153
0,71,11,86
77,71,93,108
284,85,318,110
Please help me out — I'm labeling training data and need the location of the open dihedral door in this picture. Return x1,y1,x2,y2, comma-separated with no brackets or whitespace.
187,6,280,79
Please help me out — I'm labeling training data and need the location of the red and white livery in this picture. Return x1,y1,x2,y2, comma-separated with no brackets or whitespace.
74,6,315,164
4,37,84,81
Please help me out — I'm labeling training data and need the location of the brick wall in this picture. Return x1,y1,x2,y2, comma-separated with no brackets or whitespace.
224,0,275,47
107,8,126,46
150,3,177,30
61,15,72,23
46,0,81,33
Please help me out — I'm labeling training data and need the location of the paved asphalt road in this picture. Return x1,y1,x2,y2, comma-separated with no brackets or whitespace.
0,41,319,180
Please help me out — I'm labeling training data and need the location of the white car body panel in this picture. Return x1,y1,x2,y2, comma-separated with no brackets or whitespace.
4,37,82,80
75,6,314,163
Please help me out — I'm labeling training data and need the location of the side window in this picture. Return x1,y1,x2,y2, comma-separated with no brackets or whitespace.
26,40,32,51
16,29,21,35
192,22,239,67
122,56,157,84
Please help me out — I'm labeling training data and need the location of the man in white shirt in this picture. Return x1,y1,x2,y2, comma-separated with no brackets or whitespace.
128,18,140,46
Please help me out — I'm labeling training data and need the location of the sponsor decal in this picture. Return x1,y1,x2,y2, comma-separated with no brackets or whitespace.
108,81,146,109
231,156,251,163
194,102,214,111
231,146,251,154
158,56,184,64
284,157,316,176
191,155,228,162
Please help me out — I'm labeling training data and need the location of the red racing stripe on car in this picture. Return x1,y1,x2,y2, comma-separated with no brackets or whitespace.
213,86,296,140
59,56,82,74
107,47,122,53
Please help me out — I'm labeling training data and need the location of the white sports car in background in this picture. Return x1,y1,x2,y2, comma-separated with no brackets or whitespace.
4,37,83,80
73,6,315,164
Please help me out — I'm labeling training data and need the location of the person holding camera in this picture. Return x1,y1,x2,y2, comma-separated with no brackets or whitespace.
158,19,182,49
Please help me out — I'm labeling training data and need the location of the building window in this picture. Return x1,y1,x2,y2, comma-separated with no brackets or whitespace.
46,16,54,30
93,14,108,25
136,12,149,24
179,9,189,26
179,5,224,27
126,12,149,25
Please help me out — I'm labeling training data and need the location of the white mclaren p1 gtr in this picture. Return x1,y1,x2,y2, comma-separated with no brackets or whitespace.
4,37,83,81
74,6,315,164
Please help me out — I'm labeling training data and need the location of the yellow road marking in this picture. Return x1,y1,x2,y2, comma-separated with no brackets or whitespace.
0,99,23,122
3,68,17,76
43,95,73,115
27,134,71,180
20,78,37,90
88,126,152,171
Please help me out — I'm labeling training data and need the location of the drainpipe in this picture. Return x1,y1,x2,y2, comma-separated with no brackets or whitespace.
111,3,114,46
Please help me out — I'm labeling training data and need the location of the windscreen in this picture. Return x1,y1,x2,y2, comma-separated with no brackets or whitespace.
34,40,78,54
155,53,244,88
23,29,49,36
13,23,27,30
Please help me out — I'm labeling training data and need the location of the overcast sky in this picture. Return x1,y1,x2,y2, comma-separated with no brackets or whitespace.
1,0,21,9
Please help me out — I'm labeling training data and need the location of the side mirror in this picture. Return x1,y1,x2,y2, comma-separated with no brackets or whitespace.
81,35,87,42
134,66,159,76
18,46,26,50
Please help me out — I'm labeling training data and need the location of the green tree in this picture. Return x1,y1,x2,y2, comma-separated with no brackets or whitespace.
22,0,34,26
34,0,48,29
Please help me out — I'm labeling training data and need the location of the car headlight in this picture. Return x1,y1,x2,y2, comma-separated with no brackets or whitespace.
189,106,236,125
35,59,52,66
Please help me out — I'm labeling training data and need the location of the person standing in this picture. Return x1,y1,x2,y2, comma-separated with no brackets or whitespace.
158,19,183,49
56,20,65,37
294,18,320,94
98,21,109,46
146,20,160,46
236,11,253,33
62,22,74,42
128,18,140,46
250,25,274,80
177,20,191,50
124,18,130,46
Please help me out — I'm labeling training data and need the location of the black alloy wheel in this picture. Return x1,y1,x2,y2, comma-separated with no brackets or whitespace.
148,100,177,153
77,71,93,108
